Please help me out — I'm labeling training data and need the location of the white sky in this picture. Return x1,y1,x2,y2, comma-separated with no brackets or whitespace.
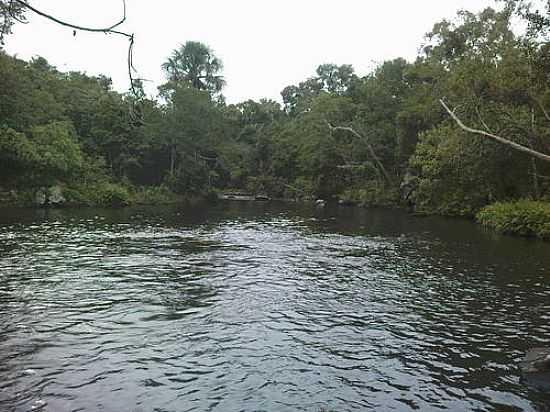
5,0,497,103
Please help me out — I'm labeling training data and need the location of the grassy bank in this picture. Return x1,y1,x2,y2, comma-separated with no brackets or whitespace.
476,200,550,240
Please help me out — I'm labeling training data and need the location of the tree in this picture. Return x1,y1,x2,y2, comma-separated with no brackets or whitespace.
316,64,356,95
407,6,550,213
0,122,84,187
162,41,225,97
501,0,550,40
281,64,356,115
440,99,550,163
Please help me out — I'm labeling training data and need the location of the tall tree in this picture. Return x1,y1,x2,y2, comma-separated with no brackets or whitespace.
161,41,225,97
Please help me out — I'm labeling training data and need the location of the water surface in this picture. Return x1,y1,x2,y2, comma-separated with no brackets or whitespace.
0,203,549,411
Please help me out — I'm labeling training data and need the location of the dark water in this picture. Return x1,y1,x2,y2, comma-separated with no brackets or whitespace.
0,203,549,412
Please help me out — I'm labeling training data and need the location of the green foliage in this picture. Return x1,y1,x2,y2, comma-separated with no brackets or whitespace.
246,175,286,198
281,63,355,115
289,177,316,199
130,186,181,205
94,183,130,207
64,183,130,207
0,1,25,44
161,41,225,98
0,122,84,186
165,157,211,195
0,127,36,173
1,4,549,233
340,183,400,208
477,200,550,239
29,122,83,178
409,124,532,216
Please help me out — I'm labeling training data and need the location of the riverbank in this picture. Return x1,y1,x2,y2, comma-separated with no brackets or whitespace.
2,185,549,241
0,184,190,208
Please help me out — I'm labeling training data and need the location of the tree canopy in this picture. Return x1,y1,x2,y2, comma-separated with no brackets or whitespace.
0,5,548,215
162,41,225,98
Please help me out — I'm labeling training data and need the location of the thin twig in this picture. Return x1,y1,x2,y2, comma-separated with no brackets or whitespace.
475,105,493,133
530,94,550,123
7,0,28,24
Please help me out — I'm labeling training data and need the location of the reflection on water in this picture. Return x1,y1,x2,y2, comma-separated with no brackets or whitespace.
0,203,549,411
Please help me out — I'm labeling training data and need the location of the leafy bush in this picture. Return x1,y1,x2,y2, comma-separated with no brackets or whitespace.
94,183,130,207
131,185,181,205
64,182,130,207
476,200,550,239
340,182,399,207
288,177,316,200
409,125,532,216
246,175,286,197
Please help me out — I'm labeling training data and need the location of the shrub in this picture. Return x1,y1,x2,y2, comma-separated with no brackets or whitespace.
131,185,181,205
340,182,399,208
94,183,130,207
64,182,130,207
476,200,550,239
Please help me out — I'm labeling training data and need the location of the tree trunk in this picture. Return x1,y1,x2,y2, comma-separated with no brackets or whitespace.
530,108,540,199
170,145,176,177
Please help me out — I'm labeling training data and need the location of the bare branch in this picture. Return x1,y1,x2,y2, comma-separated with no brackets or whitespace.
440,99,550,163
12,0,129,36
336,164,366,170
327,121,394,184
475,105,493,133
530,95,550,123
13,0,141,107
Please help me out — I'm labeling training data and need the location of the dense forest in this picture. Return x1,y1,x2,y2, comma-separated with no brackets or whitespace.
1,1,549,237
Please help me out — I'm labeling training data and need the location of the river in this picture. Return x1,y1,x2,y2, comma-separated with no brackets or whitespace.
0,203,549,411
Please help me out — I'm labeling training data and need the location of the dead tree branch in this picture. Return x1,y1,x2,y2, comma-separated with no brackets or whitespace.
326,121,394,184
440,99,550,163
12,0,141,100
12,0,128,35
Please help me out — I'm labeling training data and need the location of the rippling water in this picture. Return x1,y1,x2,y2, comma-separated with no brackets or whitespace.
0,203,549,411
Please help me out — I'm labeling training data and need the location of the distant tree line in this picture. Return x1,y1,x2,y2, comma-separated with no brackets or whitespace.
0,1,548,215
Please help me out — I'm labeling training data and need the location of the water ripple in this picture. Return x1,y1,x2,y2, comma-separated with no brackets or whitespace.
0,205,549,411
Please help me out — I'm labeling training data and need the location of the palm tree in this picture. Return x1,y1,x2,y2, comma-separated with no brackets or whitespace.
162,41,225,96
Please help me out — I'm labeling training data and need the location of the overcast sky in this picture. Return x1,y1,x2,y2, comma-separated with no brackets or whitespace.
5,0,498,103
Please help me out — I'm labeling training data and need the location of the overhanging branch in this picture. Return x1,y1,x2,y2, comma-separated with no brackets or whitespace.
12,0,141,100
440,99,550,163
12,0,129,35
